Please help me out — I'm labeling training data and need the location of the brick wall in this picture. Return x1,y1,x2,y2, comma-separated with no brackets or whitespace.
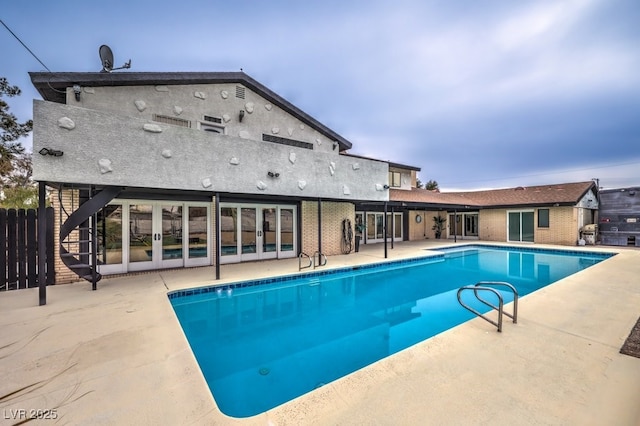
479,209,507,242
535,207,578,245
301,201,355,255
480,207,579,245
50,188,83,284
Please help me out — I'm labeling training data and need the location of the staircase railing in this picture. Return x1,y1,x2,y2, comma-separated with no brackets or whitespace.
59,185,122,289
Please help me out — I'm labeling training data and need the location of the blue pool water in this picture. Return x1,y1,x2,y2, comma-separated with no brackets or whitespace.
169,245,613,418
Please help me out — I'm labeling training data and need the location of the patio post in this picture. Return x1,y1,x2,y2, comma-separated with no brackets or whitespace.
38,181,47,305
215,193,220,280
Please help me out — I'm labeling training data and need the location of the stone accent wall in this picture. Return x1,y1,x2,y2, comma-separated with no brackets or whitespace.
301,201,355,256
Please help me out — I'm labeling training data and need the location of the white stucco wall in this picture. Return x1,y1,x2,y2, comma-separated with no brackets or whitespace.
64,83,340,154
32,100,389,201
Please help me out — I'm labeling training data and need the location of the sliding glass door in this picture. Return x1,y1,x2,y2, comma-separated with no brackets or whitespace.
508,211,534,242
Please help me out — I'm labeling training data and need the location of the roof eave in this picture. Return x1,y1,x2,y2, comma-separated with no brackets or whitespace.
28,71,353,151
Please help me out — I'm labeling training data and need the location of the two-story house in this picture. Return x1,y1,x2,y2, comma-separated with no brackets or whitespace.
30,71,392,285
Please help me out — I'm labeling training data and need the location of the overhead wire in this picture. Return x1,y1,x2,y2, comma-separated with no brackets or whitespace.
1,19,51,72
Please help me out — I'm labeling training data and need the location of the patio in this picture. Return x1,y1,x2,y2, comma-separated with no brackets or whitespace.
1,240,640,425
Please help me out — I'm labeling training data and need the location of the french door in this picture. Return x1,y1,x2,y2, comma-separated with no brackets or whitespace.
97,200,210,274
365,212,402,243
219,203,296,263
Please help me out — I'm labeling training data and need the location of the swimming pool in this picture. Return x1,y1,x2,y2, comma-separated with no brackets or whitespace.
169,245,613,418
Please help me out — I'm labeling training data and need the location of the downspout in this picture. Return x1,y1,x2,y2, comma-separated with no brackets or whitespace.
384,202,388,258
454,209,458,243
391,205,395,249
317,198,322,254
215,193,220,280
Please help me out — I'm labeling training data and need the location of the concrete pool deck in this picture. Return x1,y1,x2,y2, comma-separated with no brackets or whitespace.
1,240,640,425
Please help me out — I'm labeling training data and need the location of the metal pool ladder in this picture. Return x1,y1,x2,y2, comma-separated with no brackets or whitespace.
456,281,518,332
298,251,328,271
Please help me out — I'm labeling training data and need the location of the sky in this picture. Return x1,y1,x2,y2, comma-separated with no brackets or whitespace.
2,0,639,191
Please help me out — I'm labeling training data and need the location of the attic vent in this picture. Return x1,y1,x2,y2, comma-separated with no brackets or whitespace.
152,114,191,128
203,115,222,124
263,134,313,150
236,86,245,99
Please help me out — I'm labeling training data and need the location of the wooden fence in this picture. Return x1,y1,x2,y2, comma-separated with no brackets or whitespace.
1,207,54,291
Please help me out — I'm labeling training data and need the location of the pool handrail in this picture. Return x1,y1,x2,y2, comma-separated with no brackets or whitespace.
457,282,518,332
298,252,312,271
313,251,327,268
474,281,518,324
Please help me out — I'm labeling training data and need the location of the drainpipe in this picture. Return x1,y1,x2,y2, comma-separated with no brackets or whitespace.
215,193,220,280
454,209,458,243
384,202,388,258
391,205,395,249
317,198,322,255
38,181,47,306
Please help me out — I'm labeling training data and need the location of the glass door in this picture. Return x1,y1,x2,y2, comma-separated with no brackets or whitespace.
508,211,534,242
186,205,210,266
160,204,184,268
128,204,155,271
97,204,125,274
241,207,258,261
96,200,210,274
262,208,277,260
129,203,184,271
280,208,295,255
220,203,297,263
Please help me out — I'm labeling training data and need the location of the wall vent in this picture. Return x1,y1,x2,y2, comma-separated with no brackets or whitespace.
203,115,222,124
262,134,313,150
152,114,191,128
235,86,246,99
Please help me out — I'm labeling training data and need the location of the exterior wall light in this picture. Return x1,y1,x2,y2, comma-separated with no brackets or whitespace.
239,110,245,122
267,171,280,178
383,184,390,189
38,148,64,157
73,85,81,101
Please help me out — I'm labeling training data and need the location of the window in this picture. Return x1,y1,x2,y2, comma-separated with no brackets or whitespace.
538,209,549,228
389,171,401,187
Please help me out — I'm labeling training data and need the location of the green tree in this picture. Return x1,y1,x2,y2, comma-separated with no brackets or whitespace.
416,178,424,189
1,77,32,177
425,179,439,191
1,78,35,209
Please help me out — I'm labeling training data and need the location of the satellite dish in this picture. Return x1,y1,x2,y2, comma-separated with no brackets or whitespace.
99,44,131,73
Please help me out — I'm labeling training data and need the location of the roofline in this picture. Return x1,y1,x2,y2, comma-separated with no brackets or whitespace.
341,153,421,171
28,71,353,151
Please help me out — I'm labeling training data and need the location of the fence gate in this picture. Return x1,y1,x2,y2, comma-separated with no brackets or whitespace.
1,207,54,291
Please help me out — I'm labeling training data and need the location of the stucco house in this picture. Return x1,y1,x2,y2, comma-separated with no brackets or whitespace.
29,71,393,285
